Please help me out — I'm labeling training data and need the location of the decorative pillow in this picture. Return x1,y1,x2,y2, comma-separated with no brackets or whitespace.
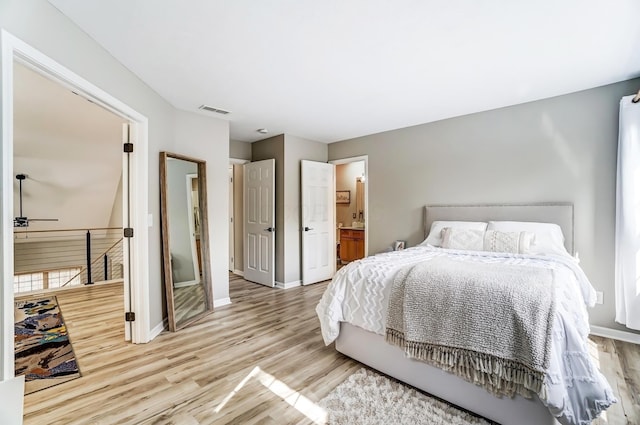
483,230,534,254
421,221,488,247
486,221,570,257
441,228,485,251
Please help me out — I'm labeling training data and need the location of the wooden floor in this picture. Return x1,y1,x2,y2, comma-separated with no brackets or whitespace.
21,274,640,425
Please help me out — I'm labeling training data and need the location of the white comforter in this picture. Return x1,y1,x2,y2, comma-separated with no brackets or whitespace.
316,246,617,425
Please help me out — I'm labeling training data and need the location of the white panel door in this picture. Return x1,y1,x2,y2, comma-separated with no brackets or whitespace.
243,159,275,287
301,160,335,285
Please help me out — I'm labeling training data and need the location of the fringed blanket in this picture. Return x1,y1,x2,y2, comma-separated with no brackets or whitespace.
385,257,555,399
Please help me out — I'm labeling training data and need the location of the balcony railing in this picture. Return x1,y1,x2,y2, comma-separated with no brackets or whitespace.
14,227,123,293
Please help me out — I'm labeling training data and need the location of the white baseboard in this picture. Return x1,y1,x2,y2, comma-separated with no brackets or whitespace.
590,325,640,345
275,280,301,289
149,319,167,341
232,269,244,276
214,297,231,308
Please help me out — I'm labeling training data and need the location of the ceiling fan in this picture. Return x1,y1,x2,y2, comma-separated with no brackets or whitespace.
14,174,59,228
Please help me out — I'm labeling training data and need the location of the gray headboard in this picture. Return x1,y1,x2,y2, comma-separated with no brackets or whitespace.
424,203,574,254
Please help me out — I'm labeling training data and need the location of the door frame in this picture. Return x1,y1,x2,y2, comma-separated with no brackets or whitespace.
228,165,234,272
329,155,369,258
1,30,150,380
229,158,249,276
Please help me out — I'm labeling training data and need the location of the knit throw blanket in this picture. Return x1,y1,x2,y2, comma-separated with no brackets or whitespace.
385,256,555,399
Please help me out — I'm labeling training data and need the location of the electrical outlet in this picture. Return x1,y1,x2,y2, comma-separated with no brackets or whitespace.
352,213,356,219
596,291,604,305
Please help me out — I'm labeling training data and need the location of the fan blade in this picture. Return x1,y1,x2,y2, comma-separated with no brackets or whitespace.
13,217,59,227
13,217,29,227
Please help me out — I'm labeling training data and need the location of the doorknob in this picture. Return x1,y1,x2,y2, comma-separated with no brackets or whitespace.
304,227,314,231
264,227,275,232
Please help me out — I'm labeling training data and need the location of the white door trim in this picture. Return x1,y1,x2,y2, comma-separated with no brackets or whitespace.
1,30,150,379
228,166,234,272
329,155,369,257
229,159,249,275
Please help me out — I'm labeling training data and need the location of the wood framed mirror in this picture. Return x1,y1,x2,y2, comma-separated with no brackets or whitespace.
160,152,213,331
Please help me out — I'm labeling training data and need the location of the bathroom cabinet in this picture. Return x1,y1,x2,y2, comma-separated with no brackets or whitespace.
339,228,364,263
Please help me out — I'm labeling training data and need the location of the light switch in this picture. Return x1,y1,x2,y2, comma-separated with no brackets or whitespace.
595,291,603,305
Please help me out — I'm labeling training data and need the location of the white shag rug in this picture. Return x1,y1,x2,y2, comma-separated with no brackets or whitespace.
318,368,493,425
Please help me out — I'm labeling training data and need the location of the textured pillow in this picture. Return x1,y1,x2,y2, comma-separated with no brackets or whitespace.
421,221,488,247
487,221,570,257
483,230,534,254
441,228,485,251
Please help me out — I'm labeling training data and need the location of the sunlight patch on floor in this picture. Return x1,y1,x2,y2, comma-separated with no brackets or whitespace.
214,366,327,424
587,338,601,365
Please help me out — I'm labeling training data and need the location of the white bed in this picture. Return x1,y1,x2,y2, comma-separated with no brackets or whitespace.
316,203,616,425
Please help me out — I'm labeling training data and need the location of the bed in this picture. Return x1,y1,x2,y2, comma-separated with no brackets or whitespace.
316,203,616,425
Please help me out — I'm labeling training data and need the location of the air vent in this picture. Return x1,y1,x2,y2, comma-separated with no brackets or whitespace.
199,104,231,115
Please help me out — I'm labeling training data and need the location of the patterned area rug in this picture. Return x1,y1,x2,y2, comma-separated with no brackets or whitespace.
14,297,80,394
319,368,493,425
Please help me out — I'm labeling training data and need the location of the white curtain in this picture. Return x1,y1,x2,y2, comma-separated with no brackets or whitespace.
615,95,640,330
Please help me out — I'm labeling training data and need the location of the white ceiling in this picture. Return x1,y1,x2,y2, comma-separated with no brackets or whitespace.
14,62,125,232
49,1,640,143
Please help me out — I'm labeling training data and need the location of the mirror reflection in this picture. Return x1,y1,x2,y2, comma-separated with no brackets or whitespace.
160,152,212,331
356,175,365,223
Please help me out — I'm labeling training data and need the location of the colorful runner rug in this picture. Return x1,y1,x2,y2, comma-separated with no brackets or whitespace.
14,296,80,394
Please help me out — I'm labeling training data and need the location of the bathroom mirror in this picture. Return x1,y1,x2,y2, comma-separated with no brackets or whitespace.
160,152,213,331
355,176,365,223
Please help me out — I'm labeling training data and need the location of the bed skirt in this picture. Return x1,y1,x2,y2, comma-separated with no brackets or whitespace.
335,322,559,425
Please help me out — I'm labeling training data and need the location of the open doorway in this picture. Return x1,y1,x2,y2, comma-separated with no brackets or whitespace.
1,31,150,381
12,62,127,393
330,156,368,269
229,159,249,277
13,61,126,285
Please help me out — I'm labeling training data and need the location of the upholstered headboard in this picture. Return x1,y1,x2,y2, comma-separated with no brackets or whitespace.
424,203,574,254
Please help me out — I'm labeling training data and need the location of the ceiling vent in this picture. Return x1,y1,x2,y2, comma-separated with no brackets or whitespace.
199,104,230,115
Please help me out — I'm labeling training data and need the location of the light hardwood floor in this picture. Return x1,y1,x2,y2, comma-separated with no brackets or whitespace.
22,274,640,425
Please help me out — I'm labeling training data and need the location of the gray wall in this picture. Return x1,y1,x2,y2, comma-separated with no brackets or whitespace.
329,78,640,333
1,1,230,333
230,139,252,160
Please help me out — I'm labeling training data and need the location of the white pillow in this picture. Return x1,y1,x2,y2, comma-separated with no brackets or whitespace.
421,221,488,247
441,228,485,251
486,221,570,257
483,230,535,254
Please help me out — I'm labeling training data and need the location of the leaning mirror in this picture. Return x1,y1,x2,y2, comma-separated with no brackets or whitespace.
160,152,213,331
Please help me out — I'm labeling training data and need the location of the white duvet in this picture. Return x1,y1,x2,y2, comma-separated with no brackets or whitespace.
316,246,617,425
